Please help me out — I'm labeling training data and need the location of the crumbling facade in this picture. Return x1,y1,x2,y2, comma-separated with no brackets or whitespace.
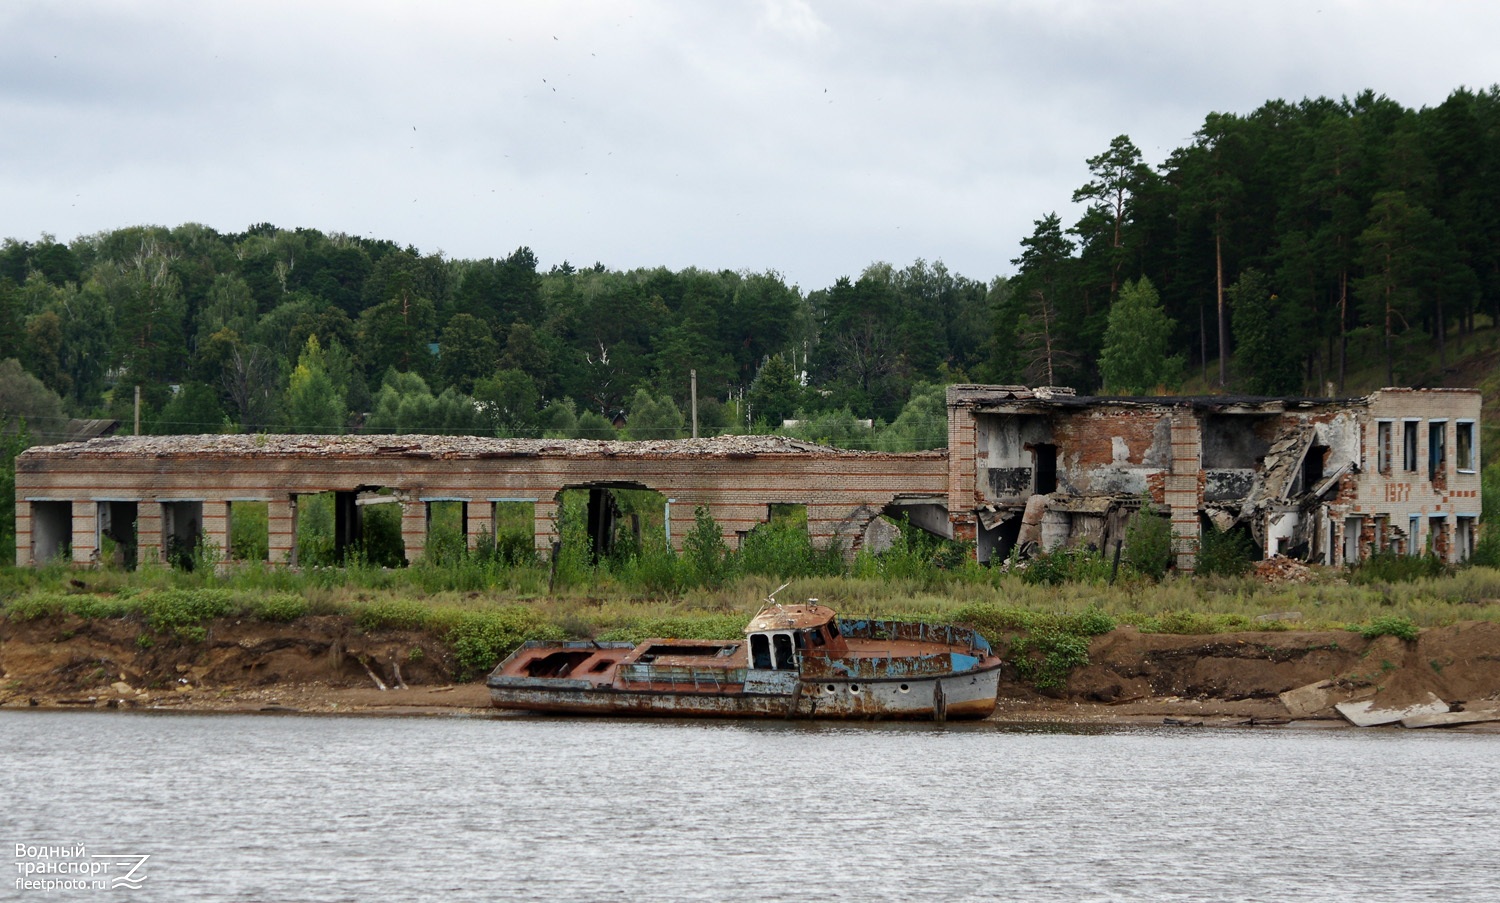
946,385,1483,570
13,435,946,568
13,386,1482,571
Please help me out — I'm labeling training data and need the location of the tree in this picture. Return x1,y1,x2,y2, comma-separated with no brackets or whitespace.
282,336,347,434
538,398,579,438
364,370,484,435
437,313,497,393
1009,214,1082,386
624,389,685,441
356,292,437,381
876,382,948,452
746,354,803,426
107,238,188,410
151,382,228,435
194,274,258,346
22,309,70,400
1071,135,1148,301
472,368,539,436
222,342,279,433
1228,268,1300,395
0,358,67,442
1099,278,1182,395
53,281,115,409
1176,114,1247,386
1355,190,1439,386
0,414,33,563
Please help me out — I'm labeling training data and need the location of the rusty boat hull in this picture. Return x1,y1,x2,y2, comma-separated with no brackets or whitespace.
486,610,1002,721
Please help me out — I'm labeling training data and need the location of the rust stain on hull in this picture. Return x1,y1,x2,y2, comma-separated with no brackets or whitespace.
487,602,1002,721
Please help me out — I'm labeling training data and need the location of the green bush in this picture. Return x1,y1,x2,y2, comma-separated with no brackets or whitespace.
684,506,730,589
360,503,407,568
617,531,686,597
1063,607,1117,637
1141,609,1254,635
253,594,309,622
1021,547,1112,586
550,491,594,589
1357,615,1419,642
447,608,560,679
356,599,432,631
138,589,235,640
1196,524,1256,578
1352,551,1448,584
66,595,131,619
230,502,270,561
4,593,70,621
1124,507,1174,580
1009,630,1091,689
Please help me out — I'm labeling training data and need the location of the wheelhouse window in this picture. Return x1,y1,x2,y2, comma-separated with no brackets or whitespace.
772,633,796,670
750,633,772,669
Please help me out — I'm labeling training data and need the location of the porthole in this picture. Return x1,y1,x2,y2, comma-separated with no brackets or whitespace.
825,684,837,694
850,684,861,694
898,684,910,693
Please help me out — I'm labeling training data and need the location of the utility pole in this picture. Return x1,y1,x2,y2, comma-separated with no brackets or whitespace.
690,369,698,439
134,385,141,435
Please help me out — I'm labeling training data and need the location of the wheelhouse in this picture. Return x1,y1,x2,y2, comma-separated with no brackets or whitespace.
744,601,845,671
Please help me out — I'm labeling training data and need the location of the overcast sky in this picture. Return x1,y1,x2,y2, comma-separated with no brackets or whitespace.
3,1,1498,291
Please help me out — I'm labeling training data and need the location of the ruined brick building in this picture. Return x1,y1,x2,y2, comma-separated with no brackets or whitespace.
13,386,1482,572
946,385,1482,570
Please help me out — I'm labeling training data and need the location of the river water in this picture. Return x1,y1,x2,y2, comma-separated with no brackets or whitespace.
2,711,1498,902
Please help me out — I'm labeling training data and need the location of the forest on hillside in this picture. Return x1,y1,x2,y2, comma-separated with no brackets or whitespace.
2,87,1499,456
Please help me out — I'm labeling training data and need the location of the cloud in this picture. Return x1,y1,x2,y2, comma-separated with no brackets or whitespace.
2,1,1499,290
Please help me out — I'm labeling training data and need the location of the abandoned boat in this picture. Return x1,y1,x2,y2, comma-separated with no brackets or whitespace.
486,600,1002,720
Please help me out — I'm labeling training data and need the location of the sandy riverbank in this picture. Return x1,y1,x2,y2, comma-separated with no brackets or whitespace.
3,613,1498,730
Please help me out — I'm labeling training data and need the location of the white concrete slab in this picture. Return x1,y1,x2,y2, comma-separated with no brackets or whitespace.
1402,703,1500,729
1336,693,1448,727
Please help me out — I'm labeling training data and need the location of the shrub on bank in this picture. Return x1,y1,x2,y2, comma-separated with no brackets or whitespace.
1351,551,1448,584
1356,615,1420,642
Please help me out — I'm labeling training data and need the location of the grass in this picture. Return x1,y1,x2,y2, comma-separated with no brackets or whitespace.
4,543,1498,690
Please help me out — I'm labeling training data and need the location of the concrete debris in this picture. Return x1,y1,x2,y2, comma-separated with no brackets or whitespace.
862,516,902,555
1335,692,1449,727
27,433,932,461
1401,703,1500,729
1278,679,1371,718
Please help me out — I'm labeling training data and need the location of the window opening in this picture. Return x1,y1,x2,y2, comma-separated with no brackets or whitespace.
1428,421,1447,481
1456,422,1475,472
1302,444,1327,491
750,633,772,670
772,633,796,670
1376,421,1392,474
1032,444,1058,494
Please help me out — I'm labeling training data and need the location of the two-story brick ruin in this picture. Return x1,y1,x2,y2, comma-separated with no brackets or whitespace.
946,385,1483,569
12,385,1482,571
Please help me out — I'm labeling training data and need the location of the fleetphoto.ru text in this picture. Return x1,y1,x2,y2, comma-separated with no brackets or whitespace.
14,844,150,893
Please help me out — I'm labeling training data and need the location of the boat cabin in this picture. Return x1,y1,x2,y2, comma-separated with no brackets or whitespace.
743,602,846,671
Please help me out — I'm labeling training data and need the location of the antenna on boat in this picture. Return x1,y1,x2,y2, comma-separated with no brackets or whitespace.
766,581,791,606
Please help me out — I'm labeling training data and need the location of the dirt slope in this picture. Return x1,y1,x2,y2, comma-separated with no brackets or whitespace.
2,614,1497,724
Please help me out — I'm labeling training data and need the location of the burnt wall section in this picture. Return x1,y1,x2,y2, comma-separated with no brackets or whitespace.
15,435,947,566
